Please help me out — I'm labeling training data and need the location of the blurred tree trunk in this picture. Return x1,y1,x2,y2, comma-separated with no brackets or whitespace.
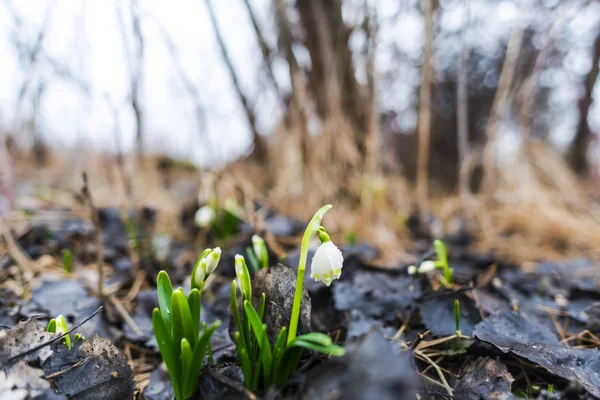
567,32,600,176
274,0,310,165
295,0,367,156
131,0,144,161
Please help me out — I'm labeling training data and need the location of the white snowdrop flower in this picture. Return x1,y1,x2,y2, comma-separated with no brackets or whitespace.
195,205,215,228
205,247,221,275
417,260,436,273
408,265,417,275
310,241,344,286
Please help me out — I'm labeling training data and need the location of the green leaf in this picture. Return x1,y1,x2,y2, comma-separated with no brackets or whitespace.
258,293,266,321
157,271,174,327
230,280,246,350
152,308,182,400
46,319,56,333
288,338,345,356
234,332,253,390
186,320,221,396
294,332,333,346
188,289,201,345
62,249,73,274
180,338,193,399
246,246,260,272
278,347,303,385
272,327,288,384
244,300,273,386
172,289,195,352
56,315,71,350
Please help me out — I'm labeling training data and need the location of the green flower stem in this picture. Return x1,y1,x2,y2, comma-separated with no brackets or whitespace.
288,205,332,345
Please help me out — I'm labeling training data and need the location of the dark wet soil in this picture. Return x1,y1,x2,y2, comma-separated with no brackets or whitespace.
2,205,600,399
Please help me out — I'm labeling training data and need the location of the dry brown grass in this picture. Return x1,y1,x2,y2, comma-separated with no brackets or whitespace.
4,131,600,267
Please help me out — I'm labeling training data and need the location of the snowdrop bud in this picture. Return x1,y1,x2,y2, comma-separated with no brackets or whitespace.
194,258,207,285
205,247,221,275
408,265,417,275
417,260,436,273
234,255,251,297
310,241,344,286
195,205,215,228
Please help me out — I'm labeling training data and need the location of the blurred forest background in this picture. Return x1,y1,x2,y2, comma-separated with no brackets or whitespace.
1,0,600,263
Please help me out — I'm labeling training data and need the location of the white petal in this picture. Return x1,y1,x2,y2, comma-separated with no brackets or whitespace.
205,247,221,274
311,241,343,286
417,260,436,273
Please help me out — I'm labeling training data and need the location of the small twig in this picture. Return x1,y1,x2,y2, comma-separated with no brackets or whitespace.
81,172,104,297
206,367,260,400
108,295,144,337
410,330,430,351
3,306,103,367
414,348,453,397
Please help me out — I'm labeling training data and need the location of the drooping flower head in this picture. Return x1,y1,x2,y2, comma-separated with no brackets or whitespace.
310,227,343,286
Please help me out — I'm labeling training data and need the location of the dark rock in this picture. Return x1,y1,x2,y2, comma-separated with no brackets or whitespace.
43,335,135,400
300,330,418,400
264,215,304,237
453,357,514,400
474,310,600,397
251,264,311,345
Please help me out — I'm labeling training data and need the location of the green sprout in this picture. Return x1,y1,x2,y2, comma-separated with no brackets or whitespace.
433,239,453,285
246,234,269,272
454,299,462,337
409,240,453,287
231,254,344,391
46,315,84,350
62,249,73,274
152,248,222,400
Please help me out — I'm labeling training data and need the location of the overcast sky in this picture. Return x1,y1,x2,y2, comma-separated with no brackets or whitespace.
1,0,599,166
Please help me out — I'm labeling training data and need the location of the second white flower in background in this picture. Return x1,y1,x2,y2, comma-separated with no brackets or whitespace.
310,241,344,286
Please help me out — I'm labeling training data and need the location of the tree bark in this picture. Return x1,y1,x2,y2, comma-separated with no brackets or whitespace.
568,32,600,175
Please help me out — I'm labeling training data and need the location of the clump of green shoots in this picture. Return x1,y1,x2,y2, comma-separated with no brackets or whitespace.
246,234,269,272
46,315,84,350
231,205,345,391
152,248,222,400
408,239,453,287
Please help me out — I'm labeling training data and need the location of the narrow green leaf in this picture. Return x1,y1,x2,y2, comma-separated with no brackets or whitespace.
152,308,182,400
180,338,194,399
186,320,221,395
294,332,333,346
258,293,266,321
278,347,303,385
246,246,260,272
244,300,273,385
272,327,288,384
235,333,253,390
172,289,195,352
288,339,345,356
230,280,246,350
188,289,201,345
157,271,174,327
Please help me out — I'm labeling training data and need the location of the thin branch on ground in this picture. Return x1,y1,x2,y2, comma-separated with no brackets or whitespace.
81,172,105,297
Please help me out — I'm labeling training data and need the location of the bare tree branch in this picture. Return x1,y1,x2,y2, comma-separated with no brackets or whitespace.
241,0,283,101
205,0,266,162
